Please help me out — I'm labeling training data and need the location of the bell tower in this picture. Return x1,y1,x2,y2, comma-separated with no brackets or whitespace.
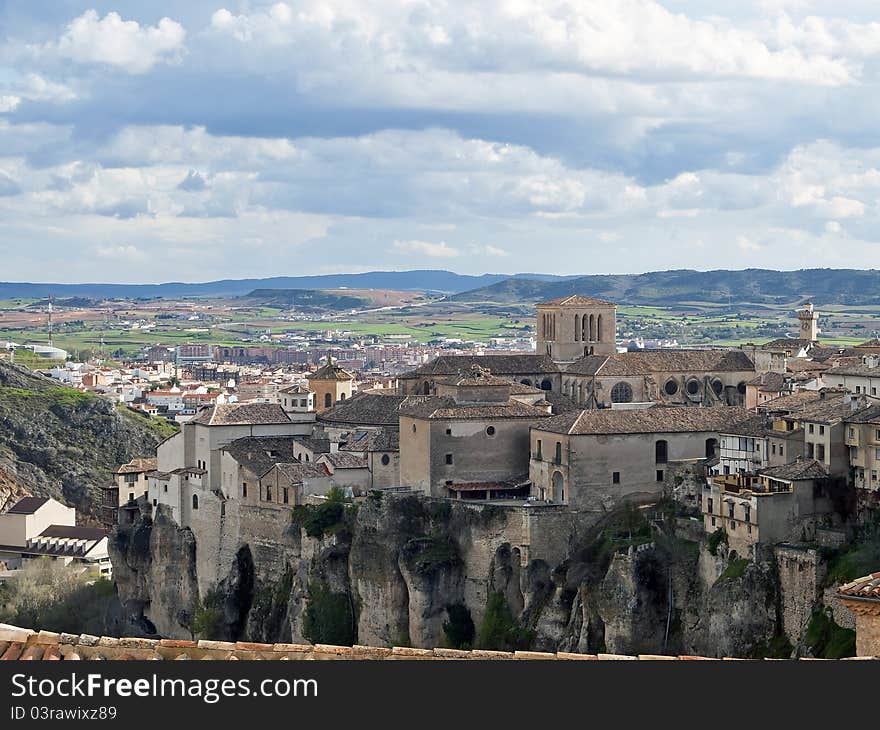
536,295,617,361
797,302,819,342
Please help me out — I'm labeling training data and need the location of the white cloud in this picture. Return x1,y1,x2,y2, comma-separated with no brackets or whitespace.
94,244,145,261
392,239,461,258
52,10,186,74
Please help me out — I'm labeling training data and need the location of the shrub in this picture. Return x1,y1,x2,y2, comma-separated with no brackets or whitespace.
718,558,749,581
302,581,354,646
191,588,224,640
401,533,460,575
707,528,727,556
806,609,856,659
442,604,475,649
476,592,533,651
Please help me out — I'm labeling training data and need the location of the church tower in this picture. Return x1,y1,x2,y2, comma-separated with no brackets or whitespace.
536,295,617,361
797,302,819,342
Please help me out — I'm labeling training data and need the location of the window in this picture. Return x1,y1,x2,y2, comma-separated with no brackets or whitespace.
192,494,199,510
656,470,664,482
283,488,289,504
875,430,880,441
809,424,815,434
266,486,272,501
324,393,332,408
381,454,390,466
772,444,776,455
536,440,542,460
850,428,856,439
873,471,877,482
612,472,620,484
124,473,138,483
853,448,859,460
780,446,784,456
707,497,713,513
664,379,678,396
655,440,668,464
555,442,562,464
163,484,168,493
446,428,452,435
445,453,453,465
486,426,496,437
875,447,880,460
728,504,734,519
744,506,751,523
242,482,247,498
710,516,716,527
819,425,825,435
128,492,134,502
610,382,633,403
686,379,700,396
817,444,825,461
412,424,417,433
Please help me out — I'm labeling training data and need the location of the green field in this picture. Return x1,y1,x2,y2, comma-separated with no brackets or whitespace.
4,295,880,360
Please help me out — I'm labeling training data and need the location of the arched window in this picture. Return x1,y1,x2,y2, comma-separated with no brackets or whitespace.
552,471,565,503
340,393,346,400
581,314,588,342
539,379,552,391
574,314,581,341
655,439,668,464
610,382,633,403
324,392,332,408
597,314,603,341
192,494,199,510
589,314,595,341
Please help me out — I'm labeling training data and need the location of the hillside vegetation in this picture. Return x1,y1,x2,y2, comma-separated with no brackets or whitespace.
0,361,172,516
451,268,880,306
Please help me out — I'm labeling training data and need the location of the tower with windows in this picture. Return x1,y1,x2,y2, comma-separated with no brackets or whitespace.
536,295,617,361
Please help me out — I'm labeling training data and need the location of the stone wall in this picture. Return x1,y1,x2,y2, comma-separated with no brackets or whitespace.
774,546,824,644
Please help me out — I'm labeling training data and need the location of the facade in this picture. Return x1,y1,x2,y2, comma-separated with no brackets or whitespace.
529,406,751,510
702,460,835,559
100,457,156,524
399,367,551,497
536,294,617,360
0,497,109,575
307,354,355,412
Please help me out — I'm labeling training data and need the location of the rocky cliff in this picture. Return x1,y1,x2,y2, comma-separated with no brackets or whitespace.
110,491,847,657
0,361,169,515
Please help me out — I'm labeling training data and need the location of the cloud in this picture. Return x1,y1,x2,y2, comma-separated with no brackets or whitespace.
392,239,461,258
51,10,186,74
94,244,146,261
177,170,207,191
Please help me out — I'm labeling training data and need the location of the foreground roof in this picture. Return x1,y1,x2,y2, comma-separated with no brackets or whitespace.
221,436,299,478
536,406,752,436
3,624,843,661
114,458,157,475
838,573,880,601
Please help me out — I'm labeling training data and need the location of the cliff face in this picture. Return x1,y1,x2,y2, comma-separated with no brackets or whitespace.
0,361,167,515
110,494,831,657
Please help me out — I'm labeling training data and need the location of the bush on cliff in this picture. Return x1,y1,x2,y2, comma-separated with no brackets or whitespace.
302,580,355,646
443,604,475,650
806,608,856,659
291,488,353,538
707,528,727,556
401,533,461,576
476,592,533,652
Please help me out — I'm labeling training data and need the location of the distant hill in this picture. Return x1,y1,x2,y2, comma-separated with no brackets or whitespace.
0,271,574,300
450,269,880,306
243,289,372,310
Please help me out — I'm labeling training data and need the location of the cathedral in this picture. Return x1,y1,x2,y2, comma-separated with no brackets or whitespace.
399,295,757,408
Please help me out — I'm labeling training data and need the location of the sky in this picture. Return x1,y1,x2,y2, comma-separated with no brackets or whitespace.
4,2,880,282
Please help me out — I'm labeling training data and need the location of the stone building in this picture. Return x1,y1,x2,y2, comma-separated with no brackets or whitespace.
837,573,880,657
259,462,332,506
398,354,561,396
536,294,617,360
308,354,355,412
338,429,400,489
399,366,552,498
99,457,156,525
529,406,751,509
702,460,835,559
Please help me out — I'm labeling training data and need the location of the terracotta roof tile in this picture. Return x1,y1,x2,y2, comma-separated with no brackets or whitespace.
838,572,880,600
537,405,753,436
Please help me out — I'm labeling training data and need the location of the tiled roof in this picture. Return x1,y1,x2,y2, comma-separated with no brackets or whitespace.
757,390,824,413
844,403,880,424
401,354,558,378
762,338,815,351
279,384,310,394
190,403,292,426
537,294,616,307
824,362,880,377
307,361,355,381
317,452,369,469
318,393,431,427
273,462,331,482
564,350,755,377
838,573,880,601
341,429,399,452
221,436,299,478
398,396,550,420
114,458,157,475
6,496,49,514
437,365,512,387
760,459,828,481
0,624,859,661
292,435,332,454
747,371,789,392
786,359,829,373
536,406,752,436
